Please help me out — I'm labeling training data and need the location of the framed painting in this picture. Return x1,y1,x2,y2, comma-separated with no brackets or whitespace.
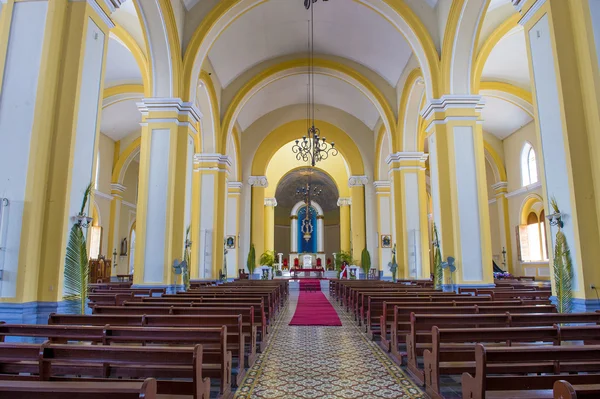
225,235,236,249
381,234,392,248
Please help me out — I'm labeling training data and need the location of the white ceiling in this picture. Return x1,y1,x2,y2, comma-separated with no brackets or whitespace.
111,0,146,55
100,100,142,141
104,36,143,88
208,0,412,88
482,27,531,90
237,74,379,131
487,0,512,12
481,96,532,140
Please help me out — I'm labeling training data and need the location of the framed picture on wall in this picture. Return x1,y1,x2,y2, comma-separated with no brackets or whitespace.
225,235,236,249
381,234,392,248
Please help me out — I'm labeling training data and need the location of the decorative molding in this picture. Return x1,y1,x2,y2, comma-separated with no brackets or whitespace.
248,176,268,188
386,152,429,165
505,181,542,198
110,183,126,197
290,215,298,220
488,198,497,205
519,0,546,26
337,197,352,207
348,175,368,187
316,215,325,220
122,200,137,209
373,180,391,189
228,181,243,190
93,190,113,201
86,0,115,29
98,0,126,13
492,181,509,195
421,95,485,120
137,98,202,124
264,198,278,207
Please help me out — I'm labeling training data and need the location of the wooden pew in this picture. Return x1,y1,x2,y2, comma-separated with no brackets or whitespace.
0,379,157,399
462,344,600,399
553,380,600,399
88,293,133,307
39,343,214,399
0,323,104,343
176,289,279,315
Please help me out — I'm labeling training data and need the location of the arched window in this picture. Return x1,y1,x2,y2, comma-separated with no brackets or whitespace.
521,142,538,186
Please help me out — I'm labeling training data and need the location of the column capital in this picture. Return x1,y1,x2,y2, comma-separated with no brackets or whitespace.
386,152,429,166
316,215,325,220
264,198,278,207
98,0,126,13
137,98,202,134
348,175,368,187
194,153,231,172
421,95,484,120
337,197,352,207
373,181,391,194
515,0,545,26
290,215,298,220
511,0,526,11
492,181,509,196
228,181,243,189
110,183,126,197
248,176,268,188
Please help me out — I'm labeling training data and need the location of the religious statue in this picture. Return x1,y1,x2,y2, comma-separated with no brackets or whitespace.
120,237,128,256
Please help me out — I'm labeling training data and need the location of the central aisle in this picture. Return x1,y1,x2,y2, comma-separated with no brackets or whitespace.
234,286,425,399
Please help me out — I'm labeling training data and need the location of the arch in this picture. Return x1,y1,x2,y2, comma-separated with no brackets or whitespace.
472,13,520,92
102,85,144,109
520,194,544,225
112,137,141,185
111,26,151,96
133,0,181,97
226,130,241,182
221,58,396,154
442,0,490,94
483,141,507,182
291,201,324,217
375,124,391,181
195,71,220,153
397,68,426,151
479,81,534,117
252,120,365,177
272,165,344,200
182,0,442,104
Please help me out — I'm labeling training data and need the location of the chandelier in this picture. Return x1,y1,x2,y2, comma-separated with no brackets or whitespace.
298,174,319,242
293,0,338,167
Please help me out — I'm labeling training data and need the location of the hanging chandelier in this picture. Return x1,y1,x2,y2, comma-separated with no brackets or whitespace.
293,0,338,167
298,173,318,242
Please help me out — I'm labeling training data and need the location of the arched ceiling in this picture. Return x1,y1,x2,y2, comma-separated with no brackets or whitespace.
275,168,339,212
206,0,413,88
481,96,532,140
100,100,142,142
105,36,143,88
237,74,380,131
111,1,146,56
482,26,531,90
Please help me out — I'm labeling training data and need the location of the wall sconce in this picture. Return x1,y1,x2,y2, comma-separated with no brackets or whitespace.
112,248,118,268
546,212,564,228
73,212,93,228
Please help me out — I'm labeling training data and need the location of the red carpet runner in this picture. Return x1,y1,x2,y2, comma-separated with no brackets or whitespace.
289,284,342,326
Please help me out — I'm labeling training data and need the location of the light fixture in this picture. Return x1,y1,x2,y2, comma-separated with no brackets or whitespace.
292,0,338,167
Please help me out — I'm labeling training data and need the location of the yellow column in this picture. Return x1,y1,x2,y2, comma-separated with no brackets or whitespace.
249,176,268,260
337,198,352,253
374,181,392,276
387,153,431,279
107,183,125,277
492,182,513,273
134,99,200,286
516,0,600,307
349,176,367,264
422,97,493,286
227,182,242,272
1,1,116,304
264,198,277,252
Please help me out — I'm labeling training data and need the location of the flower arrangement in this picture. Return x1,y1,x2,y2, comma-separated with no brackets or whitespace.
493,271,513,280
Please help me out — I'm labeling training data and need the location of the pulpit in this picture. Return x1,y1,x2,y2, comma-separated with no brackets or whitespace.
89,257,111,284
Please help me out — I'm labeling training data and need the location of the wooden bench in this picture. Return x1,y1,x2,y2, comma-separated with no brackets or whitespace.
462,344,600,399
553,380,600,399
0,379,157,399
88,293,133,307
424,324,600,399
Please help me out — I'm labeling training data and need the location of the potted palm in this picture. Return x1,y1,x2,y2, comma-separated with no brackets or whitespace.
259,250,275,279
64,183,92,314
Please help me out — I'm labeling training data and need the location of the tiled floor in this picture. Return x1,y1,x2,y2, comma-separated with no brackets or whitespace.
234,288,426,399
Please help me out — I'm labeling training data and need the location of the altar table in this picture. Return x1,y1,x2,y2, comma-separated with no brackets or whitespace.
291,268,324,279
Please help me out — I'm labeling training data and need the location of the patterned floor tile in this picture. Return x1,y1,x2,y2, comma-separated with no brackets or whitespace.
234,289,426,399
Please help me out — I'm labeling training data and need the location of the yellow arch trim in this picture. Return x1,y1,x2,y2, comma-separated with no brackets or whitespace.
397,68,423,151
220,58,397,154
374,124,388,181
158,0,183,98
103,84,144,99
111,26,151,96
251,119,365,176
112,137,142,185
480,80,533,105
520,194,544,225
483,141,507,182
131,0,154,96
230,126,242,181
199,70,222,141
182,0,442,101
472,13,520,92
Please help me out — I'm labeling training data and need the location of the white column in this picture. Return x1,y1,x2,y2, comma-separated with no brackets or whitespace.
317,215,325,253
290,215,298,254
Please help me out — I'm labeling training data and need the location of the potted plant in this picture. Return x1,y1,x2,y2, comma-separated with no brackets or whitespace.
335,251,353,277
259,250,275,280
247,244,256,278
64,183,92,315
361,248,371,279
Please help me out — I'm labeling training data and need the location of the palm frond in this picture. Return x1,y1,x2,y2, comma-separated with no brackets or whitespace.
63,224,89,314
553,230,573,313
432,224,444,289
80,183,92,215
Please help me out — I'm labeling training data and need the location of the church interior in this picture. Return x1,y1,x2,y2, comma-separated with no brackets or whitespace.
1,0,600,397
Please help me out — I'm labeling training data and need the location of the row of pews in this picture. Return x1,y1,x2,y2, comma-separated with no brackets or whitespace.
331,278,600,399
0,279,288,398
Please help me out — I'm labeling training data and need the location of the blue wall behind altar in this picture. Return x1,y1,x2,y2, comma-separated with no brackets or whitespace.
298,206,317,253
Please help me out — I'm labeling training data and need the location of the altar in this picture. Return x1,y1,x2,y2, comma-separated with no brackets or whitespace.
291,268,324,279
289,253,326,269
